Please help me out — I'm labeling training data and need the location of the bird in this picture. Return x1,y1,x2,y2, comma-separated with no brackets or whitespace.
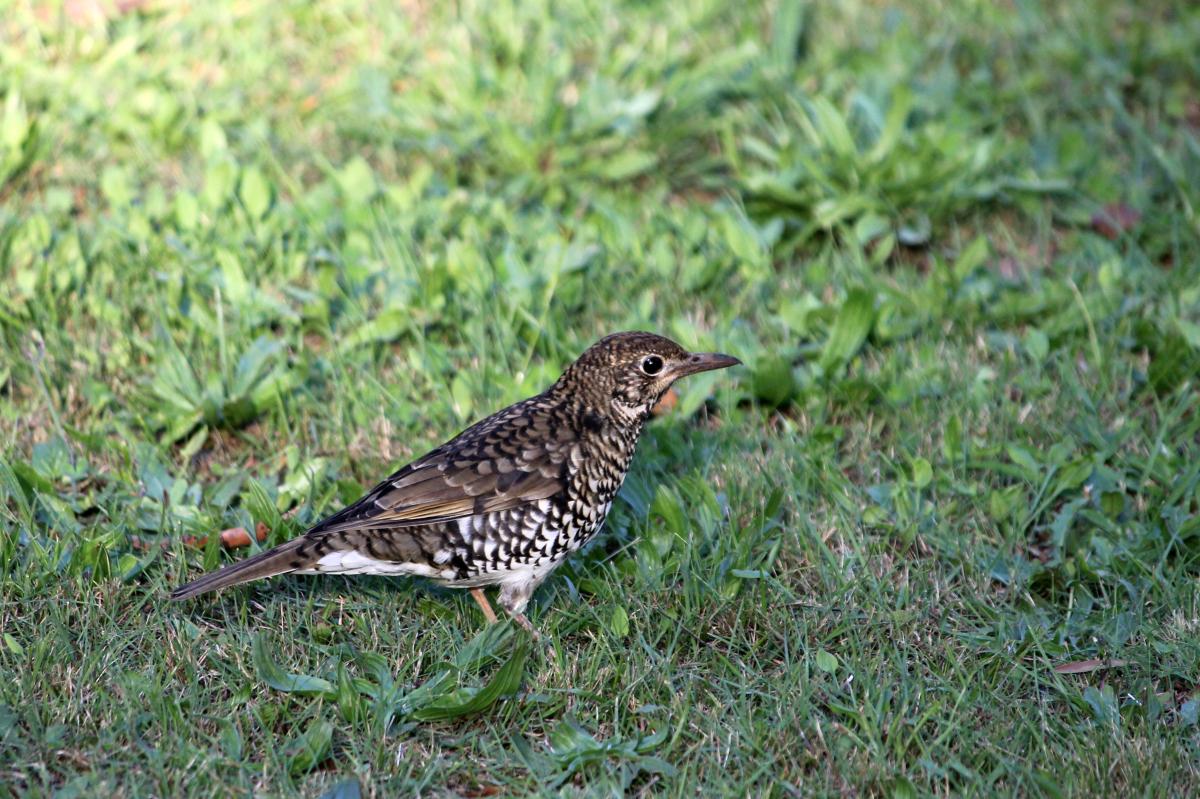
170,331,740,634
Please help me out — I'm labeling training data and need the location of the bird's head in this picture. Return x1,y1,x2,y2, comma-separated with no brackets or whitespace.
556,331,741,424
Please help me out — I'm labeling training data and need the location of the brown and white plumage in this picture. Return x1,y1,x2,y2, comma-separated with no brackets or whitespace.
170,332,739,632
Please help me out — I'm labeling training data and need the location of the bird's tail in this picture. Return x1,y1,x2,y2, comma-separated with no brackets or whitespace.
169,538,308,600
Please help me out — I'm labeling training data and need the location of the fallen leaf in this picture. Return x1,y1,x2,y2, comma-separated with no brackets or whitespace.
1053,658,1128,675
132,523,270,552
219,527,252,548
996,256,1020,281
460,786,503,798
1091,203,1141,240
207,524,270,549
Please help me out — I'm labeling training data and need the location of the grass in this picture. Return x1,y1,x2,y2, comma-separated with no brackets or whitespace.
2,0,1199,795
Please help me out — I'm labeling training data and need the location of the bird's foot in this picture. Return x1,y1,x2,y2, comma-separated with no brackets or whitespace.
508,611,541,641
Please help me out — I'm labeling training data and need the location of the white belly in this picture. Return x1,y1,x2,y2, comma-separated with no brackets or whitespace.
299,550,458,581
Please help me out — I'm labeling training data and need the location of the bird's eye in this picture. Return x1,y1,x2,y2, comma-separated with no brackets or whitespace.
641,355,664,375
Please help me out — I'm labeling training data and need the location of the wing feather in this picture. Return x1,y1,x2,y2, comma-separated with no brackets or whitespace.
305,397,576,536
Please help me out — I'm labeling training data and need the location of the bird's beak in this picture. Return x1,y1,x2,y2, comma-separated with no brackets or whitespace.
675,351,742,377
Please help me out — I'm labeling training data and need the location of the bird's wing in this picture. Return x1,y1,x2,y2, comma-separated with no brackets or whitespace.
305,403,578,536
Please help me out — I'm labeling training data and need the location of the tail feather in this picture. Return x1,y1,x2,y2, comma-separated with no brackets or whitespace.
169,538,308,600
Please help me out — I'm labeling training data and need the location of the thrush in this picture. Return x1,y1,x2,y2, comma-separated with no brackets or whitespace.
170,331,740,633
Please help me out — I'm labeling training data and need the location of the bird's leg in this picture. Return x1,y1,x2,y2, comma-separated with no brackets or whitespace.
469,588,499,624
498,581,542,641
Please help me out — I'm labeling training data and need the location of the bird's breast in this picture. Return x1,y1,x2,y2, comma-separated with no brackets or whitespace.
429,429,638,584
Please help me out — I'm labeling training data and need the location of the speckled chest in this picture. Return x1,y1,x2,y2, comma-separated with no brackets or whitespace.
436,420,641,583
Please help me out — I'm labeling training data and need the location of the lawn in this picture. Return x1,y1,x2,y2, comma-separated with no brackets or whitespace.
2,0,1199,795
